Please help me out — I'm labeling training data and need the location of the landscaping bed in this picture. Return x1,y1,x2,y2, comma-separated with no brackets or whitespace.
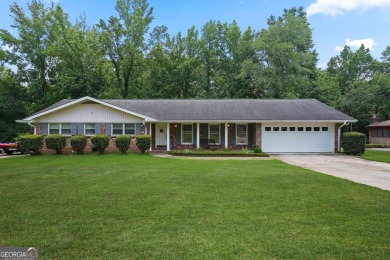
168,150,269,157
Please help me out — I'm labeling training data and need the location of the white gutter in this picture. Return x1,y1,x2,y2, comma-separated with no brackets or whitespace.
28,122,37,135
338,122,349,152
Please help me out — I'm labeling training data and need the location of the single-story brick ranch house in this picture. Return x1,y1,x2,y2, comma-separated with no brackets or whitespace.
367,116,390,146
18,96,356,153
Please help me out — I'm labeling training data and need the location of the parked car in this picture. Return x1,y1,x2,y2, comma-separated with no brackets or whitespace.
0,142,21,155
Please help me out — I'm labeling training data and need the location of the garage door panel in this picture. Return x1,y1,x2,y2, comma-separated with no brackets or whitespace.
262,124,334,153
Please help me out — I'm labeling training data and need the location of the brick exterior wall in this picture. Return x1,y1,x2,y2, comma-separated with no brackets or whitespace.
334,123,341,153
369,137,390,146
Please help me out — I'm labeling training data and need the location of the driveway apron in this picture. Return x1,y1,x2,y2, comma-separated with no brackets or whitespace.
274,154,390,191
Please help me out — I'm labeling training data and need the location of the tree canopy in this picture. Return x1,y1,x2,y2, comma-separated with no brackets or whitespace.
0,0,389,140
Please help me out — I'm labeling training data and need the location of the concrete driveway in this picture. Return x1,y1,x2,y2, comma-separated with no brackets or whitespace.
274,154,390,191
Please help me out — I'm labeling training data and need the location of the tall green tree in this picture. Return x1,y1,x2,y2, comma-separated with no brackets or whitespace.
50,13,115,98
0,66,30,141
0,0,61,111
254,7,318,98
98,0,153,98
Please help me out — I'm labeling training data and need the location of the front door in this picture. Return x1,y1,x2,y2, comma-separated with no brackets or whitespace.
155,123,167,147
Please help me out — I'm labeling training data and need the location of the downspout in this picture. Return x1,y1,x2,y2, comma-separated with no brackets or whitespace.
28,122,37,135
338,122,349,152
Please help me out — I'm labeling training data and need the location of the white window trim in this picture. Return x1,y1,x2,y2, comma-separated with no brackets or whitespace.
208,123,221,145
181,123,193,145
111,123,136,136
49,123,72,136
84,123,96,136
236,123,248,145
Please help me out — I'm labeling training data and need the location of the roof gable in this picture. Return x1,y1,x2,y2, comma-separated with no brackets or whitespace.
24,96,156,122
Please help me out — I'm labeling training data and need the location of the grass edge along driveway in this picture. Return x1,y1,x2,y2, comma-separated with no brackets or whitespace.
359,149,390,164
1,154,389,259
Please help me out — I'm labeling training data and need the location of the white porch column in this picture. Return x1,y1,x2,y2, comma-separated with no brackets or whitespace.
225,123,228,148
196,123,200,149
144,123,147,135
166,123,170,151
149,123,152,151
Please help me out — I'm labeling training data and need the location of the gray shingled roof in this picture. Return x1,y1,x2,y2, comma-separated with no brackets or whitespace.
368,120,390,127
29,98,356,122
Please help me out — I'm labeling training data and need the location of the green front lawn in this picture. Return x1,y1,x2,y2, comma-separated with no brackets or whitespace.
359,150,390,163
1,154,390,259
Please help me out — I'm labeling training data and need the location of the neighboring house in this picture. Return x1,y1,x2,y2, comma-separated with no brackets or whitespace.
367,115,390,146
18,96,356,153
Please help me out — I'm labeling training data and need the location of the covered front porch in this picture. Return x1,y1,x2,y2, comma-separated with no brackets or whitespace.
144,122,259,151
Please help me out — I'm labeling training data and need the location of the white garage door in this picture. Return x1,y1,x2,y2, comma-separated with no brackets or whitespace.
262,124,335,153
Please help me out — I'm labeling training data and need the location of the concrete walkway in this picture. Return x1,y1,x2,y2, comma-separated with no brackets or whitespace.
274,154,390,191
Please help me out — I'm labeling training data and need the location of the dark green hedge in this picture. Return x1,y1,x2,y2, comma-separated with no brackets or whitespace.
136,135,151,154
45,134,66,154
71,136,87,154
342,132,366,155
168,150,269,157
115,135,131,154
91,135,109,154
366,144,389,148
19,135,43,155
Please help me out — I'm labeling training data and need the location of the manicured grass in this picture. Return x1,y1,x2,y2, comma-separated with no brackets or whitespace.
359,150,390,163
1,154,390,259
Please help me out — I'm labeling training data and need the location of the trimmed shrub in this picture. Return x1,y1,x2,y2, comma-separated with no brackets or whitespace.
91,135,109,154
342,132,366,155
168,150,269,157
115,135,131,154
45,134,66,154
136,134,151,154
19,134,43,155
252,144,262,153
71,136,87,155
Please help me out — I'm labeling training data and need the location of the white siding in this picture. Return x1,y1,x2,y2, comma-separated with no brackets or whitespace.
34,104,143,123
262,123,335,153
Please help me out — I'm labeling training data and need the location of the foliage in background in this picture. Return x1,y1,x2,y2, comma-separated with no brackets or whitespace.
70,135,87,154
115,135,131,154
44,134,66,154
91,135,109,154
0,0,390,137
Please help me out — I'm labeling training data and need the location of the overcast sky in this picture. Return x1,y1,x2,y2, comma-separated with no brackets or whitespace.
1,0,390,68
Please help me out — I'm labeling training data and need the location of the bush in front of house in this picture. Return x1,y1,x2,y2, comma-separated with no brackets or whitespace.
70,136,87,155
342,132,366,155
19,134,44,155
252,144,262,153
136,134,151,154
45,134,67,155
91,135,109,154
115,135,131,154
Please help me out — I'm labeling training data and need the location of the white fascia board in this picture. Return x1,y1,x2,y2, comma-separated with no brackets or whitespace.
24,96,157,122
146,119,357,123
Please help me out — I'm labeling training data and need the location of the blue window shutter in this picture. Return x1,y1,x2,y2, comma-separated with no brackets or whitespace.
176,124,181,144
135,123,142,135
201,124,208,139
193,123,197,143
78,123,84,135
95,123,101,135
231,123,236,145
71,123,77,135
41,123,48,135
105,123,111,136
248,123,254,147
221,123,225,145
